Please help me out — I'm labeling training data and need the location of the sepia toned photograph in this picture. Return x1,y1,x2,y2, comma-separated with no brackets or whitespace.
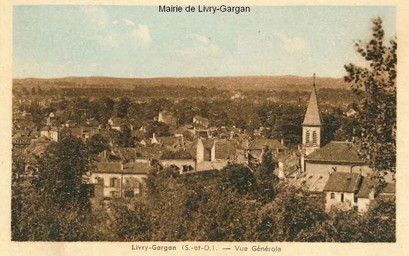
10,4,397,245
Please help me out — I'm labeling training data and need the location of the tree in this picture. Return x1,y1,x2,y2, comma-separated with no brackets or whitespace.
117,125,135,147
218,164,256,196
87,134,110,155
344,17,396,173
254,146,279,203
111,199,152,241
116,97,131,118
92,97,115,124
145,120,171,137
16,135,95,240
256,184,326,241
36,135,92,208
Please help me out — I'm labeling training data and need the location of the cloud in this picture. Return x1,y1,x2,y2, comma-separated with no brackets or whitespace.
275,32,310,55
121,18,136,27
99,33,123,47
132,24,151,43
112,19,151,44
82,6,109,28
173,34,221,59
191,33,210,46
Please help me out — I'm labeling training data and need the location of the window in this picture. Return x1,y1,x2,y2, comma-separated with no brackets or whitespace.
124,190,134,198
110,177,119,188
330,193,335,199
341,193,344,202
306,131,310,144
312,131,317,145
96,177,104,185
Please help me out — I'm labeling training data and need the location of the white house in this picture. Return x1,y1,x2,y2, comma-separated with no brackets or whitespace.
90,161,151,198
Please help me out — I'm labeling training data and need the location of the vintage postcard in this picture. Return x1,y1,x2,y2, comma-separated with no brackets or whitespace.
1,0,408,255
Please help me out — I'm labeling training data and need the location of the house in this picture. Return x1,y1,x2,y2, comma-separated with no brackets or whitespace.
40,126,59,142
90,161,151,198
195,138,245,172
355,176,374,213
378,182,396,199
248,138,287,163
211,140,239,162
196,138,214,163
193,115,209,128
46,112,56,125
151,134,185,151
108,117,126,131
323,172,362,212
158,111,177,127
346,108,357,117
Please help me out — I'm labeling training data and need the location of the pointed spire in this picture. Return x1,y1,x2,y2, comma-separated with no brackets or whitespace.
313,73,316,87
303,74,322,126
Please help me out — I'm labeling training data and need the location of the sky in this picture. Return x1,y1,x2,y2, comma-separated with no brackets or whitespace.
13,5,396,78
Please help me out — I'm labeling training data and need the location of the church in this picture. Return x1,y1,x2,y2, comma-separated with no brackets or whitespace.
293,76,394,213
299,79,372,176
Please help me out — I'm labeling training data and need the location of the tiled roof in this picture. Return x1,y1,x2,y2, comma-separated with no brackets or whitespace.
249,138,286,150
40,126,51,131
380,183,396,194
214,141,237,160
306,141,365,163
157,136,181,146
291,172,330,192
200,139,214,149
118,147,136,162
95,162,122,173
95,161,150,174
303,85,322,126
324,172,361,193
122,162,151,174
356,177,372,198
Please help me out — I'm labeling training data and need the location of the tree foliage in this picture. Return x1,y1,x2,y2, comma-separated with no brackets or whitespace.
87,133,110,155
12,135,97,241
344,17,396,172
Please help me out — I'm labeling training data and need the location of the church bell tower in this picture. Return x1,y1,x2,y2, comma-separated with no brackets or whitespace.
302,73,323,156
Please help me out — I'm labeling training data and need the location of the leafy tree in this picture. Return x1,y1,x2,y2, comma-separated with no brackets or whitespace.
116,97,131,118
254,146,279,203
322,111,342,145
218,164,256,195
256,184,326,241
344,17,396,173
111,199,152,241
35,135,92,209
362,197,396,242
113,125,135,147
87,134,110,155
145,120,171,137
13,135,95,240
92,97,115,124
26,102,46,129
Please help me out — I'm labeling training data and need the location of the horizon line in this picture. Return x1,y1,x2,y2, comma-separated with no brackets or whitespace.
13,74,345,80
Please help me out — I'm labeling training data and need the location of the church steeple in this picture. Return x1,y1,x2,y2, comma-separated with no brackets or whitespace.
303,73,322,126
302,74,323,157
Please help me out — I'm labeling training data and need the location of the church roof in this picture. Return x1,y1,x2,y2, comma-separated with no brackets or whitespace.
303,85,322,126
306,141,365,164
